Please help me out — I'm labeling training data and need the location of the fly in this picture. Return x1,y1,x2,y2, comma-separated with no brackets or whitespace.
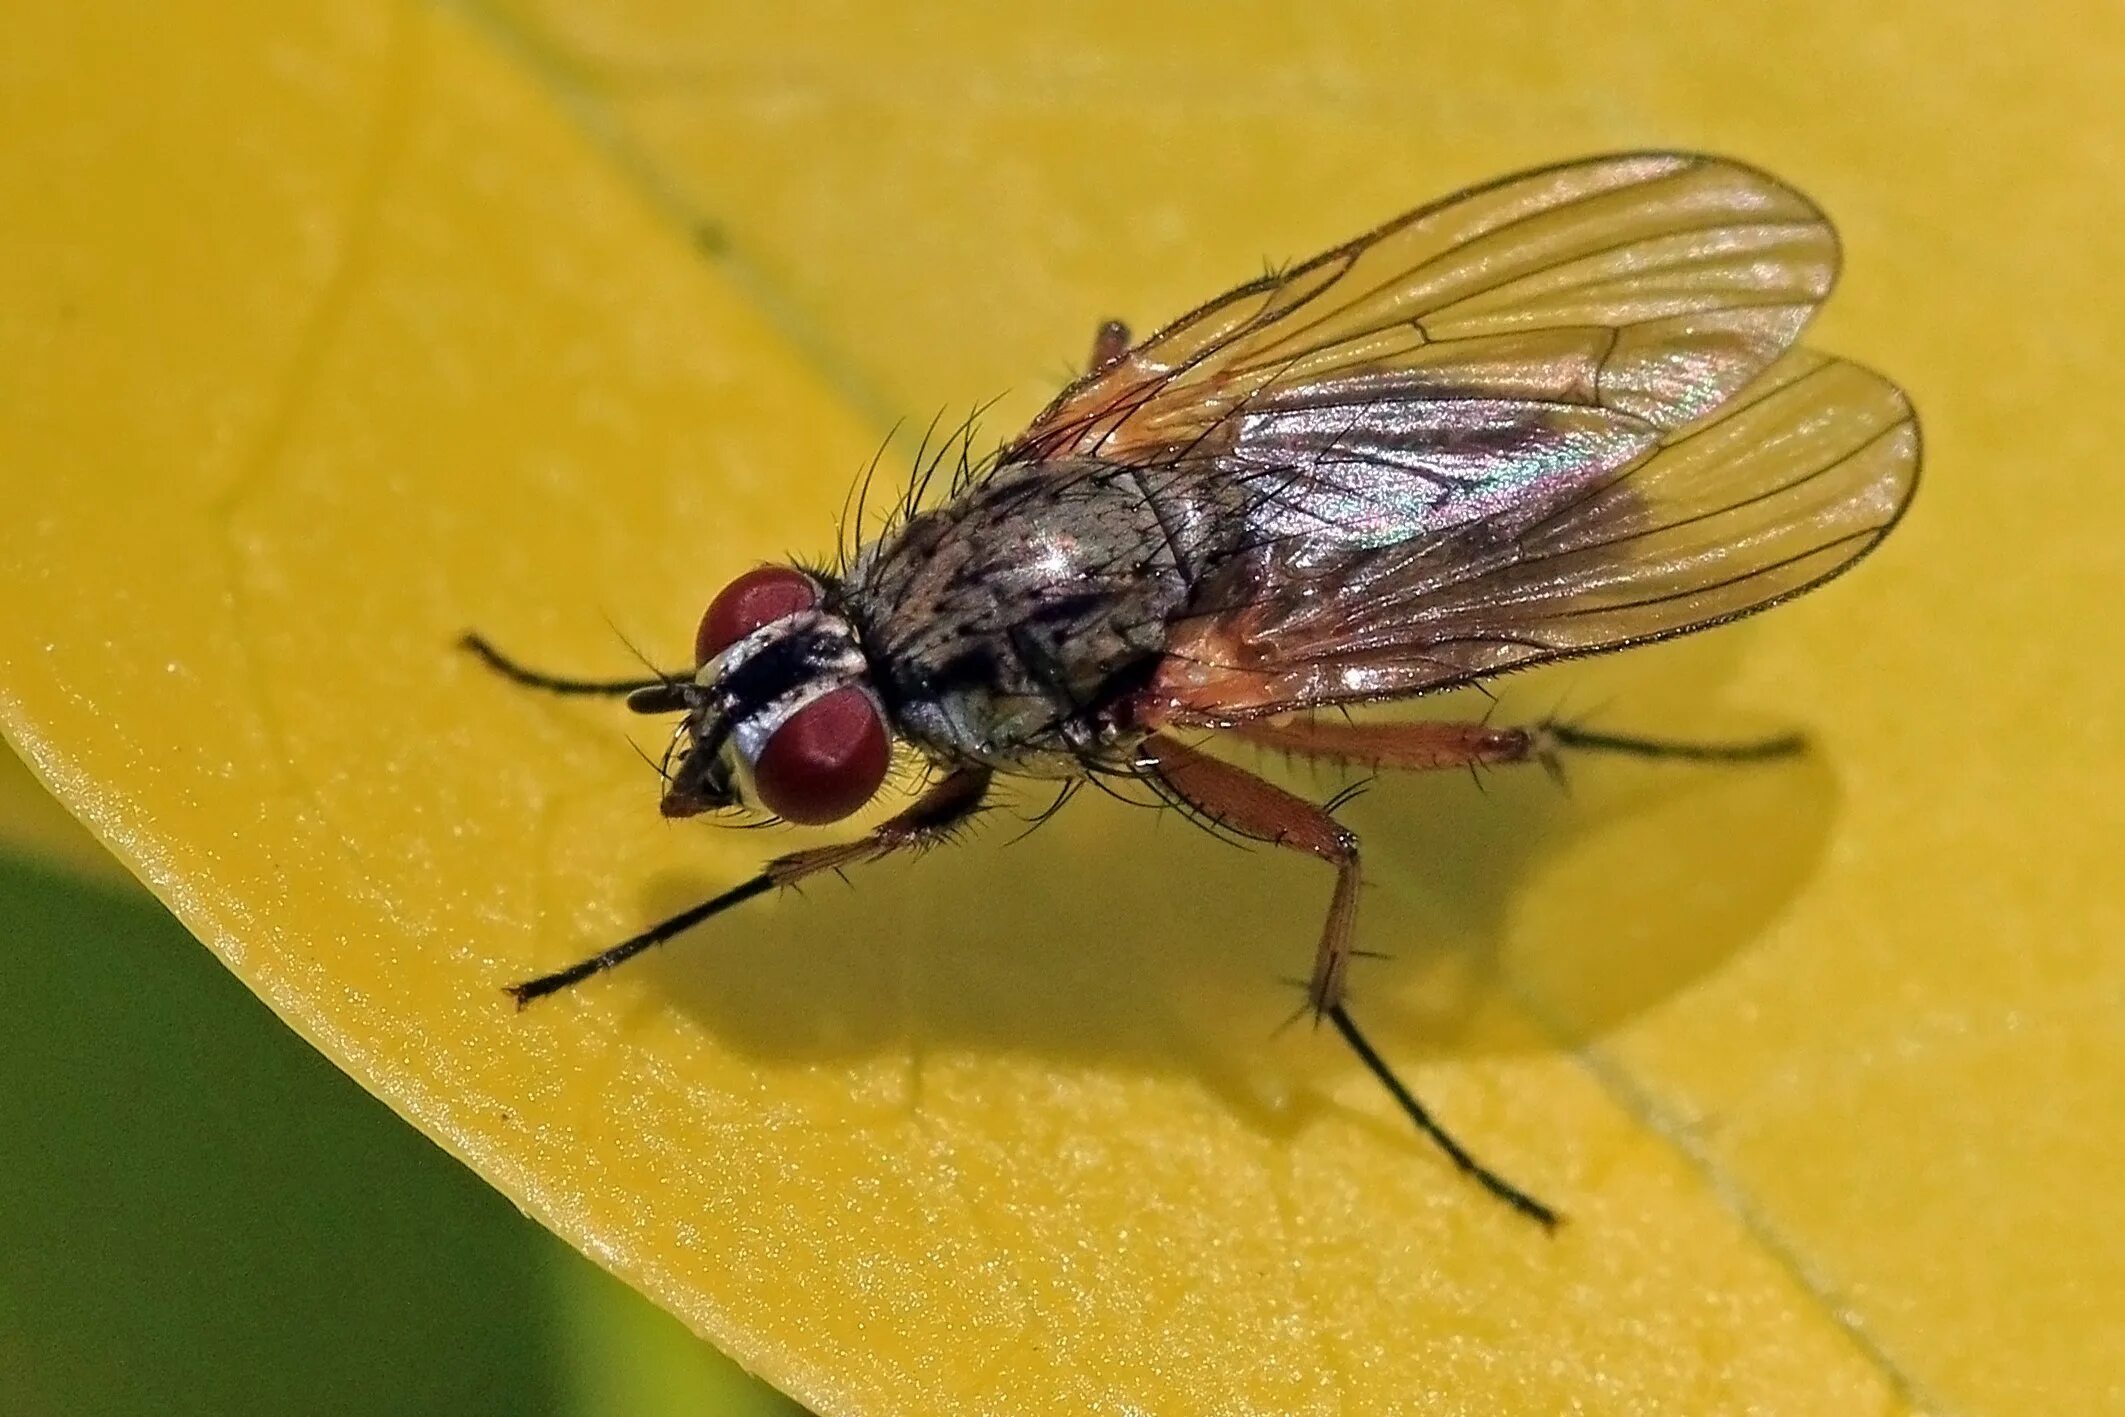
463,152,1921,1228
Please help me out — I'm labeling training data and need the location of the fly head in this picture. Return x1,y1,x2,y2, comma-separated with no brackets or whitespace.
637,566,893,826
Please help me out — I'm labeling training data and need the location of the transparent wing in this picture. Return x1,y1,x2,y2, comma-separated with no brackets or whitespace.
1146,352,1921,722
1009,152,1839,470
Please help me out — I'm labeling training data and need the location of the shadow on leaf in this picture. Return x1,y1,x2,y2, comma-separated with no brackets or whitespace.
567,627,1837,1141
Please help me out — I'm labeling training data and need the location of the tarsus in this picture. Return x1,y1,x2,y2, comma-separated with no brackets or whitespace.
1326,1003,1562,1229
507,874,776,1007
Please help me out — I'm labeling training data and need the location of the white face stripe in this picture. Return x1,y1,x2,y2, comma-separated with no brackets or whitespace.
730,674,850,765
694,613,791,687
702,607,874,776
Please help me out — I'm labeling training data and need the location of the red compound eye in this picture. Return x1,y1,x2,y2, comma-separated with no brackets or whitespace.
696,566,819,665
754,687,891,825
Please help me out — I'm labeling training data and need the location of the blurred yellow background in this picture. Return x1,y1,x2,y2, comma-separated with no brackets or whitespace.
1,2,2119,1414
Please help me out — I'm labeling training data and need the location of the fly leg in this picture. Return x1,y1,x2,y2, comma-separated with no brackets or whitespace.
1088,319,1131,373
1139,735,1362,1012
1536,722,1805,764
1230,716,1804,778
459,632,689,712
1232,717,1539,772
1136,733,1557,1226
508,766,992,1006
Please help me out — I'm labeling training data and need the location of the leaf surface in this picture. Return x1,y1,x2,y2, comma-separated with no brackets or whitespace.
3,3,2120,1413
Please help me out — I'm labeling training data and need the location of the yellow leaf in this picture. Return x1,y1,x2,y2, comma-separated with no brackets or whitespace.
4,3,2119,1415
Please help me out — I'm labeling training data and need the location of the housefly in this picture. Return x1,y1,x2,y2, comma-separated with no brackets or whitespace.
464,152,1920,1227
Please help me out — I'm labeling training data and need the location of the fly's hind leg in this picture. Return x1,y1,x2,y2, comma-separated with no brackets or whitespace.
1136,733,1557,1227
1088,319,1131,373
1232,717,1539,773
1231,715,1805,780
1539,722,1806,764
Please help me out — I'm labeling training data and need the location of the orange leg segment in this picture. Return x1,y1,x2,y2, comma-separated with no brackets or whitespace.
1231,714,1806,775
1230,716,1536,772
1138,733,1362,1014
1137,731,1560,1227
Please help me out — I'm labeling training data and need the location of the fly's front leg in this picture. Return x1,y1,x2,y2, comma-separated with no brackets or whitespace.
509,766,992,1006
1137,732,1558,1226
759,763,992,889
1231,715,1805,777
1088,319,1131,373
459,632,688,712
1138,734,1361,1015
